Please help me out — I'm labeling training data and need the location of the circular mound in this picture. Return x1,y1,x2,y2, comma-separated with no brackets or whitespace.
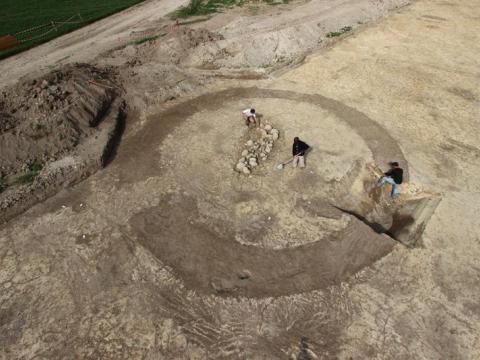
128,88,405,296
156,97,372,248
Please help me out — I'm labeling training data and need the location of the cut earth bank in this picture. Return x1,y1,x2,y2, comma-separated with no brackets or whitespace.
1,0,480,359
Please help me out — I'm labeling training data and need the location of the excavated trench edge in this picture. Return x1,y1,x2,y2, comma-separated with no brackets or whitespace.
0,99,125,224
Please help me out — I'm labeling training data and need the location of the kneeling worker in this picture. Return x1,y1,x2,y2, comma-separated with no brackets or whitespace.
377,162,403,200
242,108,259,128
292,137,310,168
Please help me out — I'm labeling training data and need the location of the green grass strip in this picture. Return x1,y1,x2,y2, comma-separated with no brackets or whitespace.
0,0,148,59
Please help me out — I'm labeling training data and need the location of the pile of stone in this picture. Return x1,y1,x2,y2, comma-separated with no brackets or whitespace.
235,124,280,175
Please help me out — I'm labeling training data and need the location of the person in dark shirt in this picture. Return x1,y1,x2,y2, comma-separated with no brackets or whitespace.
377,161,403,199
292,137,310,168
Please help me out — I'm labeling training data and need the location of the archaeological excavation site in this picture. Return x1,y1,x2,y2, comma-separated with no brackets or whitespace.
0,0,479,359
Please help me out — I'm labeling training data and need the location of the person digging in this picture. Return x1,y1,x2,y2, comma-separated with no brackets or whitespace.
292,137,310,168
242,108,260,128
376,161,403,200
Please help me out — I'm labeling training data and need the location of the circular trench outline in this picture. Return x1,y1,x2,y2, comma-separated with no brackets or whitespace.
129,87,408,297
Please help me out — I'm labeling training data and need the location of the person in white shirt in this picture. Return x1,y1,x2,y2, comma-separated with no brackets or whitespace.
242,108,259,128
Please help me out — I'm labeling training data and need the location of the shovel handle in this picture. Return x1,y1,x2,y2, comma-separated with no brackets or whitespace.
282,157,294,165
366,163,385,178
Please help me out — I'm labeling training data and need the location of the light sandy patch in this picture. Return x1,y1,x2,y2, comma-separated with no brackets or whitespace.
156,97,371,248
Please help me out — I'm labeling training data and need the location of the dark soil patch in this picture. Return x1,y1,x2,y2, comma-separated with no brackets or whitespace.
0,63,117,177
0,63,125,223
130,193,395,298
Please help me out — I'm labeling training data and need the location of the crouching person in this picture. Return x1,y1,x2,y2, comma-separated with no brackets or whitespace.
377,161,403,200
242,108,259,128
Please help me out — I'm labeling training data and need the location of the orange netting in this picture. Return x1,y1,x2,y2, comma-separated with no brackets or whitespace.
0,35,18,51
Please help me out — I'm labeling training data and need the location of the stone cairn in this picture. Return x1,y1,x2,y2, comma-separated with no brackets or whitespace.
235,124,279,175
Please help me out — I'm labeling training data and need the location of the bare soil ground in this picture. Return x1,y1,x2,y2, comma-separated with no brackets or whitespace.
1,0,480,359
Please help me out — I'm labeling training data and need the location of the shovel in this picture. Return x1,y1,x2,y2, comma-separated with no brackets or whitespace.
366,163,385,178
275,157,294,170
276,148,311,170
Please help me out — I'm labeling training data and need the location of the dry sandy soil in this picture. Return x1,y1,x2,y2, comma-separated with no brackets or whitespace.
1,0,480,359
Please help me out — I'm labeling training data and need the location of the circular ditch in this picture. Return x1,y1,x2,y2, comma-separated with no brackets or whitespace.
127,87,409,297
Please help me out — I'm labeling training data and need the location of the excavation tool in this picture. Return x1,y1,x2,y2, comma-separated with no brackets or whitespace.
275,157,294,170
366,163,385,178
276,148,312,170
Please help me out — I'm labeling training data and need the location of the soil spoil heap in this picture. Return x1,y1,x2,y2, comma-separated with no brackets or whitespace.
0,63,125,222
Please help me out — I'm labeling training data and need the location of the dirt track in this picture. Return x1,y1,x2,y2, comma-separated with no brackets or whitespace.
1,0,480,359
0,0,187,88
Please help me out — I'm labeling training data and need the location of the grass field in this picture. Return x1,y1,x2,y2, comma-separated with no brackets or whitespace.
0,0,147,59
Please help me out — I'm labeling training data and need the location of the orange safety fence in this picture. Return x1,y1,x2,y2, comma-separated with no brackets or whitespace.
0,35,18,51
0,14,84,52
